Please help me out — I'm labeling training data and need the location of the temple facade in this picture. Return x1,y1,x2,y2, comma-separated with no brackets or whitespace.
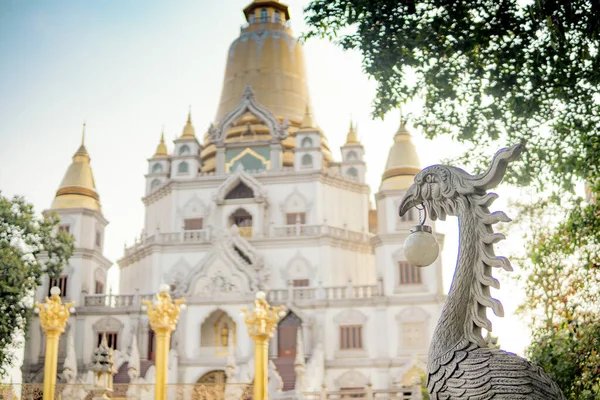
23,0,446,396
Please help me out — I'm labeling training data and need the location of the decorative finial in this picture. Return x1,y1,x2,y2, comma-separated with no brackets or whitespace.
300,105,315,129
82,123,86,146
187,106,192,124
346,119,359,144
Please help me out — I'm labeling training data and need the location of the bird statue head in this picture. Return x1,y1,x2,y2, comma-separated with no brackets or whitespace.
399,144,523,220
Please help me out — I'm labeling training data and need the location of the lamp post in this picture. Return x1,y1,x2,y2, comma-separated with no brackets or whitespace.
242,291,285,400
34,286,74,400
142,285,185,400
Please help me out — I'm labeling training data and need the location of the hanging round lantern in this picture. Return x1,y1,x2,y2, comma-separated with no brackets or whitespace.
403,205,440,267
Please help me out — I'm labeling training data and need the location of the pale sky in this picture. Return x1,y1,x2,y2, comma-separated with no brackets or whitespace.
0,0,532,379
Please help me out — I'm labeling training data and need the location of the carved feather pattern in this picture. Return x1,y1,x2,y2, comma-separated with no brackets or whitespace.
428,339,565,399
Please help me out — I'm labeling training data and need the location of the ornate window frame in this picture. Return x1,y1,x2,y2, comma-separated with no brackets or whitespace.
333,309,368,358
209,86,289,145
392,249,427,293
395,307,430,355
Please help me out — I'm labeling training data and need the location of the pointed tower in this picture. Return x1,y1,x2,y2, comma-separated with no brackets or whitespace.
52,126,101,212
340,121,366,183
146,130,171,194
171,109,202,180
294,106,322,171
44,125,111,303
373,119,444,296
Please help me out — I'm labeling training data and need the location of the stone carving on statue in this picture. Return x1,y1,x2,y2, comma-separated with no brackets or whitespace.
304,342,325,392
62,329,77,383
210,85,289,145
226,330,237,382
399,144,566,399
204,272,237,293
128,335,141,383
126,335,142,400
60,329,88,400
294,327,307,392
268,359,284,398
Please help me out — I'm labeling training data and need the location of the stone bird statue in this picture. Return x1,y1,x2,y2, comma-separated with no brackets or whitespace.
399,144,565,399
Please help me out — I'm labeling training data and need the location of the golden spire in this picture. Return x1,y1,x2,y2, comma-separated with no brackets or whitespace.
74,123,89,157
380,115,421,191
345,120,359,145
52,126,101,212
153,129,169,158
181,107,195,139
299,105,315,129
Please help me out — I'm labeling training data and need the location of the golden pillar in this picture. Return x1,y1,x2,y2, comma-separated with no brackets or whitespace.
34,286,74,400
143,284,185,400
242,291,285,400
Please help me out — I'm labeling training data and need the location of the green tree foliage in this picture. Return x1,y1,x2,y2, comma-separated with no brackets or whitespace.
527,317,600,399
512,197,600,398
303,0,600,192
0,194,73,377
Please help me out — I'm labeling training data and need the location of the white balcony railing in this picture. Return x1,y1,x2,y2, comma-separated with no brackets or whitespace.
82,281,383,311
267,283,382,303
123,225,371,258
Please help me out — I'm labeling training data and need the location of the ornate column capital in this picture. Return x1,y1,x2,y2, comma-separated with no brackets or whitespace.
34,287,74,335
142,285,186,334
242,291,285,340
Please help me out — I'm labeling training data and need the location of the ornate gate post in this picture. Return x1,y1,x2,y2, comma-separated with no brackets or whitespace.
242,291,285,400
143,285,185,400
34,286,74,400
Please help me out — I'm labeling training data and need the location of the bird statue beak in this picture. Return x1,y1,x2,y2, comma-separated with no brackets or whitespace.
399,184,419,217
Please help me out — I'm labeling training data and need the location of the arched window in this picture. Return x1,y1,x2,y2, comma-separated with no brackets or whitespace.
230,208,252,228
151,179,161,189
278,312,302,357
230,208,253,238
178,162,189,174
152,163,163,173
347,167,358,177
301,154,313,167
260,8,268,22
179,144,191,155
301,137,313,148
274,10,281,23
347,150,358,160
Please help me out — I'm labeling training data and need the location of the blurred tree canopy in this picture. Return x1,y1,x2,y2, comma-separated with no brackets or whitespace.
303,0,600,192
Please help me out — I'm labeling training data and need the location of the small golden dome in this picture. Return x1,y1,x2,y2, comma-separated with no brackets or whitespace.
181,110,195,139
153,131,168,158
345,121,359,145
380,120,421,191
52,125,101,212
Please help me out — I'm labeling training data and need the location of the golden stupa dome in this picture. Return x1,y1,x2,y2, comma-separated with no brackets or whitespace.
380,121,422,191
201,0,332,172
153,131,168,158
215,1,307,123
52,126,102,212
181,110,195,139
